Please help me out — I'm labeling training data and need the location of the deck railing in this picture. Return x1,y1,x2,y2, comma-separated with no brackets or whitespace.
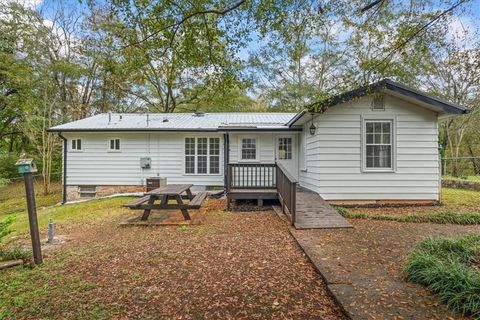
226,163,276,191
226,162,298,225
276,163,298,225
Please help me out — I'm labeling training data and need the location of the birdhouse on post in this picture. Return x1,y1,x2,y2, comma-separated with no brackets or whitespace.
15,159,38,174
15,158,42,265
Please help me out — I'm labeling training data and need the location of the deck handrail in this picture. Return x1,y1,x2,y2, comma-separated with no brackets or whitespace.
276,163,297,225
226,163,276,191
226,162,297,225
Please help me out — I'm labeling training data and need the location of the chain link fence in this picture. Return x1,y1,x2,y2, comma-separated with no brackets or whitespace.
441,157,480,179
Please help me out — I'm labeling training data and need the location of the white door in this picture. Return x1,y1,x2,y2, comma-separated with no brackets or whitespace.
275,135,298,179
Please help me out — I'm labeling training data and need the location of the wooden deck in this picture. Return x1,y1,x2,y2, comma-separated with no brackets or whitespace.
294,187,352,229
226,163,352,229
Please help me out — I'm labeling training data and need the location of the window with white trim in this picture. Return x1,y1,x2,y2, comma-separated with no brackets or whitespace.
71,138,82,151
109,138,121,151
278,137,292,160
241,138,257,160
365,120,393,169
184,137,220,174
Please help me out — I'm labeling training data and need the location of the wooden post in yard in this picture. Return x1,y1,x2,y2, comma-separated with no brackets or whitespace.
15,159,43,265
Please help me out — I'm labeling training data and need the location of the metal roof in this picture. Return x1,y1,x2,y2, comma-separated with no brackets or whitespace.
48,112,298,132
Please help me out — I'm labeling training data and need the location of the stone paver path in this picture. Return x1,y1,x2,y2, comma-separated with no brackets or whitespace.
294,188,352,229
290,219,479,319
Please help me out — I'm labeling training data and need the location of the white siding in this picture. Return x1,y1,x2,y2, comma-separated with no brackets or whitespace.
64,132,224,186
298,95,440,201
228,132,299,178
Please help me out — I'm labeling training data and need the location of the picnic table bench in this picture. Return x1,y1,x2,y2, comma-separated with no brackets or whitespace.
124,184,208,221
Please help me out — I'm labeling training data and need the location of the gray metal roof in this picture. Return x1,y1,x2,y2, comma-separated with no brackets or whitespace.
49,112,298,132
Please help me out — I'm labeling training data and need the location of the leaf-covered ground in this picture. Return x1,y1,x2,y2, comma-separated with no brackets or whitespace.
0,199,345,319
292,219,479,319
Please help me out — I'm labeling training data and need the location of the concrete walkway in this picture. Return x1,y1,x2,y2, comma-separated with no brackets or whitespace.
289,220,472,319
294,188,352,229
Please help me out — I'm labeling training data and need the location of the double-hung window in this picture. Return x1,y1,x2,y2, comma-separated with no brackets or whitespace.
241,137,257,161
364,120,393,170
185,137,220,174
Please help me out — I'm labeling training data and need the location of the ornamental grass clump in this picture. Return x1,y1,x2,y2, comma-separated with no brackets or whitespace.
404,234,480,317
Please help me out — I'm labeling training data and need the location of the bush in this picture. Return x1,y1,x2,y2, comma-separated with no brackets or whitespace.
0,153,20,179
0,215,15,241
0,178,11,186
404,234,480,317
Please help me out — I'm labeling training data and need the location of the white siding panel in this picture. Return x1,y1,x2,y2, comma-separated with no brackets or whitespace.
64,132,224,186
298,95,440,201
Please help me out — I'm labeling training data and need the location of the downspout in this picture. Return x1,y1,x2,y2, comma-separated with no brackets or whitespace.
58,133,67,204
223,132,230,192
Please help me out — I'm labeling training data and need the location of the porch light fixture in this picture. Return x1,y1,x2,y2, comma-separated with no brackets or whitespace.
309,113,316,136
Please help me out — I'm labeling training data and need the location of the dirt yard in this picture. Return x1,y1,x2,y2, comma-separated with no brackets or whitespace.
291,219,480,319
0,199,345,320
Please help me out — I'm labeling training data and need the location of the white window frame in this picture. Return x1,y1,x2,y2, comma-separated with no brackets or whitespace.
238,136,259,162
277,136,293,160
108,138,121,152
361,115,396,172
70,138,82,152
183,137,222,175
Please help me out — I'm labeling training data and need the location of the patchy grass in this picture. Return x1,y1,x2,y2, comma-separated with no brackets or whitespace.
0,255,115,319
0,180,62,217
0,247,31,261
404,234,480,317
0,199,343,319
1,197,135,242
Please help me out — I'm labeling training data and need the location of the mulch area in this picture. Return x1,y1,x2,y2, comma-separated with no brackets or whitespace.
291,219,480,320
7,199,346,319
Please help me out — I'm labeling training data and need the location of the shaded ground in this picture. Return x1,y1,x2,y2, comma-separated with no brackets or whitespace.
1,199,344,320
291,219,480,320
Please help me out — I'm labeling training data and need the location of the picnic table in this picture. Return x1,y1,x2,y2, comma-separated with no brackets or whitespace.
124,184,208,221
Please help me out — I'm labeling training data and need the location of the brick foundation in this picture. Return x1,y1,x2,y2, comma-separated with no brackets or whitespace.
66,185,145,202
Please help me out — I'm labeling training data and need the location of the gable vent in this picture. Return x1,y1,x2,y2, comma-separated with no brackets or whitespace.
372,95,385,110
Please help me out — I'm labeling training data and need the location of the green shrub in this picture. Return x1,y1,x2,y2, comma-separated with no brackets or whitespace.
405,234,480,317
0,153,20,179
0,178,11,186
0,215,15,241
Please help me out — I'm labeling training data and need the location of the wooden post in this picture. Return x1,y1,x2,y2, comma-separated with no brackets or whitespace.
23,172,43,265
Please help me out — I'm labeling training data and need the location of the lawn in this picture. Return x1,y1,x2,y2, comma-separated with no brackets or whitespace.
338,188,480,224
0,198,344,319
443,175,480,181
0,180,62,217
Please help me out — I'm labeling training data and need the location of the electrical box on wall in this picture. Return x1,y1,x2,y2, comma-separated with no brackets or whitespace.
140,157,151,169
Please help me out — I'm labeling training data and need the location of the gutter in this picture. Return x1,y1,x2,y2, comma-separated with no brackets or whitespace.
48,127,302,133
58,133,67,204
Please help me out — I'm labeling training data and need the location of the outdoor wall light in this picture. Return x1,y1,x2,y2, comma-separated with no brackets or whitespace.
309,114,316,135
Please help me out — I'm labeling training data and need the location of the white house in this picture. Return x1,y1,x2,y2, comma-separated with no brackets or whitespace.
49,79,467,205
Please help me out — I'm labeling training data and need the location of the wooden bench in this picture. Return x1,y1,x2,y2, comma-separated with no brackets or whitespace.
123,195,150,208
188,191,208,209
